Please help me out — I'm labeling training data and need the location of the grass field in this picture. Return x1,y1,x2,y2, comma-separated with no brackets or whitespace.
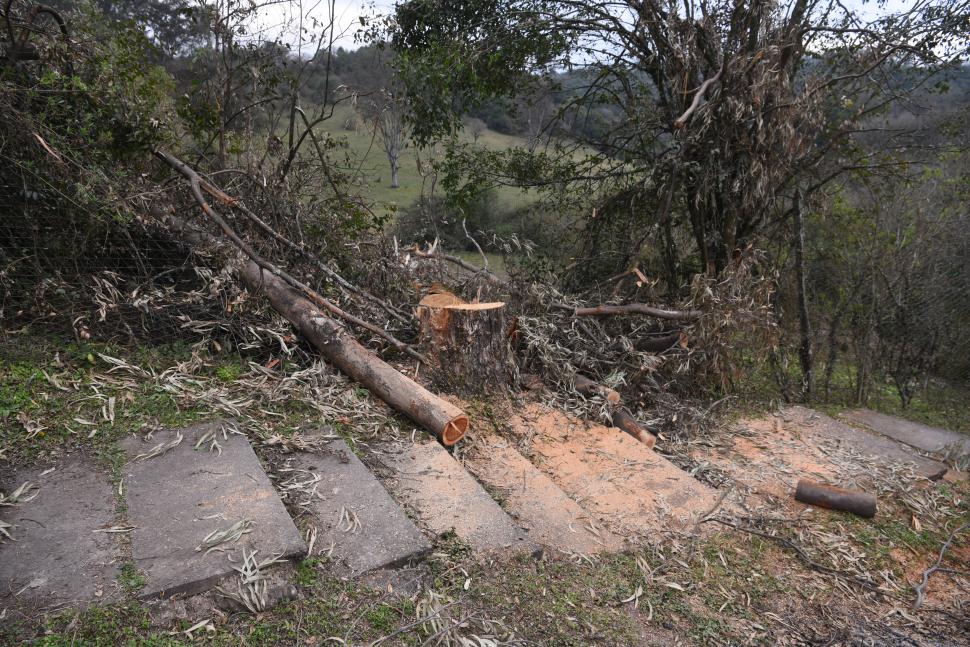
320,104,535,218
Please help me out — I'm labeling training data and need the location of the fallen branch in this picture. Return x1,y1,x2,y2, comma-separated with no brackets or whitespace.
155,149,425,364
241,261,468,445
912,522,969,611
557,302,702,321
704,516,882,592
412,244,505,286
794,479,877,518
197,179,409,324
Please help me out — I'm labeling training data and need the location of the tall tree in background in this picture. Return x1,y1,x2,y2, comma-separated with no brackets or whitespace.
389,0,970,284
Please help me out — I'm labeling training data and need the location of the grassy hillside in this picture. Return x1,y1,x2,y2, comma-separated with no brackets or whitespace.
322,104,535,218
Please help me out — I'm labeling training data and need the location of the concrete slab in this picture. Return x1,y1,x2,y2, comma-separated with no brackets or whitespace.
841,409,970,460
376,439,537,554
121,421,306,599
280,438,430,575
0,457,120,609
464,435,624,554
512,404,720,540
783,407,948,480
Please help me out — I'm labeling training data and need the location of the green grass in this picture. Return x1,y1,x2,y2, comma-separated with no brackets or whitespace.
322,104,536,218
736,350,970,436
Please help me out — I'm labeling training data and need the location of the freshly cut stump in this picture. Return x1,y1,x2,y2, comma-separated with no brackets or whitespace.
417,295,515,395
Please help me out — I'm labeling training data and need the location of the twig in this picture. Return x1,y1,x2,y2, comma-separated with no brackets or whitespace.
552,302,702,321
912,522,968,611
461,218,489,271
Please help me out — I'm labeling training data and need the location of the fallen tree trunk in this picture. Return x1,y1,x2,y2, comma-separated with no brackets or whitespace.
241,261,469,445
794,479,876,518
154,149,468,446
416,293,515,395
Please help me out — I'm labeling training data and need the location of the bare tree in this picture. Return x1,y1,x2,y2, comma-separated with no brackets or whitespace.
374,95,406,188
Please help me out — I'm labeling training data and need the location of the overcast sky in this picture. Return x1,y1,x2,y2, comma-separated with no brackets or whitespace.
265,0,926,53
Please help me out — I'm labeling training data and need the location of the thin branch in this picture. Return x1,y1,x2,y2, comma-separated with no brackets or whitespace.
912,522,969,612
155,149,427,364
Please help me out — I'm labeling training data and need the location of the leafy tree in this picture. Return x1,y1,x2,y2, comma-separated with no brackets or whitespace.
387,0,970,287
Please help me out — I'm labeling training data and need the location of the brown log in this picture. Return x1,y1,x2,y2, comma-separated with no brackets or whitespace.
416,297,515,395
241,262,468,445
572,303,702,321
573,375,621,405
610,407,656,449
794,479,876,518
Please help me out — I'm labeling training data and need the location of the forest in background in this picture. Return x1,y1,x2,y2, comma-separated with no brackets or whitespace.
1,0,969,424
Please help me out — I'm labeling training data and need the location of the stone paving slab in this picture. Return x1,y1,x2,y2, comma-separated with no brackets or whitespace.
376,440,538,554
121,421,306,599
0,457,120,609
782,407,948,480
841,409,970,460
464,436,624,554
281,438,430,575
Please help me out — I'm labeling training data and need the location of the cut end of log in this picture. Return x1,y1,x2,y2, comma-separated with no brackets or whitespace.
441,415,469,446
794,479,877,518
443,302,506,311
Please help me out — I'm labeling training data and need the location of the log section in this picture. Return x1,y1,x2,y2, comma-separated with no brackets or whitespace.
794,479,877,518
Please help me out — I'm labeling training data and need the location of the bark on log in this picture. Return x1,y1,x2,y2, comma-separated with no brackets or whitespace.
241,261,469,445
794,479,876,518
574,375,621,405
416,296,515,395
610,407,657,449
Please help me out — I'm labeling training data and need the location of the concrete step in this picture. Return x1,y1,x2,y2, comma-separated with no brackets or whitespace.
782,407,948,480
512,404,720,540
121,421,307,599
279,438,431,576
841,408,969,462
0,457,120,609
374,439,538,554
463,435,624,554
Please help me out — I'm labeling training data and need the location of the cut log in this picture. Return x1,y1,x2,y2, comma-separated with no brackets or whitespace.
794,479,876,518
240,263,468,446
610,407,657,449
416,298,515,395
573,375,621,405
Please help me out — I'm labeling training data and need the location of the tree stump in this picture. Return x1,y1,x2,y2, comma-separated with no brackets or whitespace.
416,293,516,395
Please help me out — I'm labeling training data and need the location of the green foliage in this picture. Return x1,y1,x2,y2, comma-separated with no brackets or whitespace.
1,3,174,230
389,0,569,144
